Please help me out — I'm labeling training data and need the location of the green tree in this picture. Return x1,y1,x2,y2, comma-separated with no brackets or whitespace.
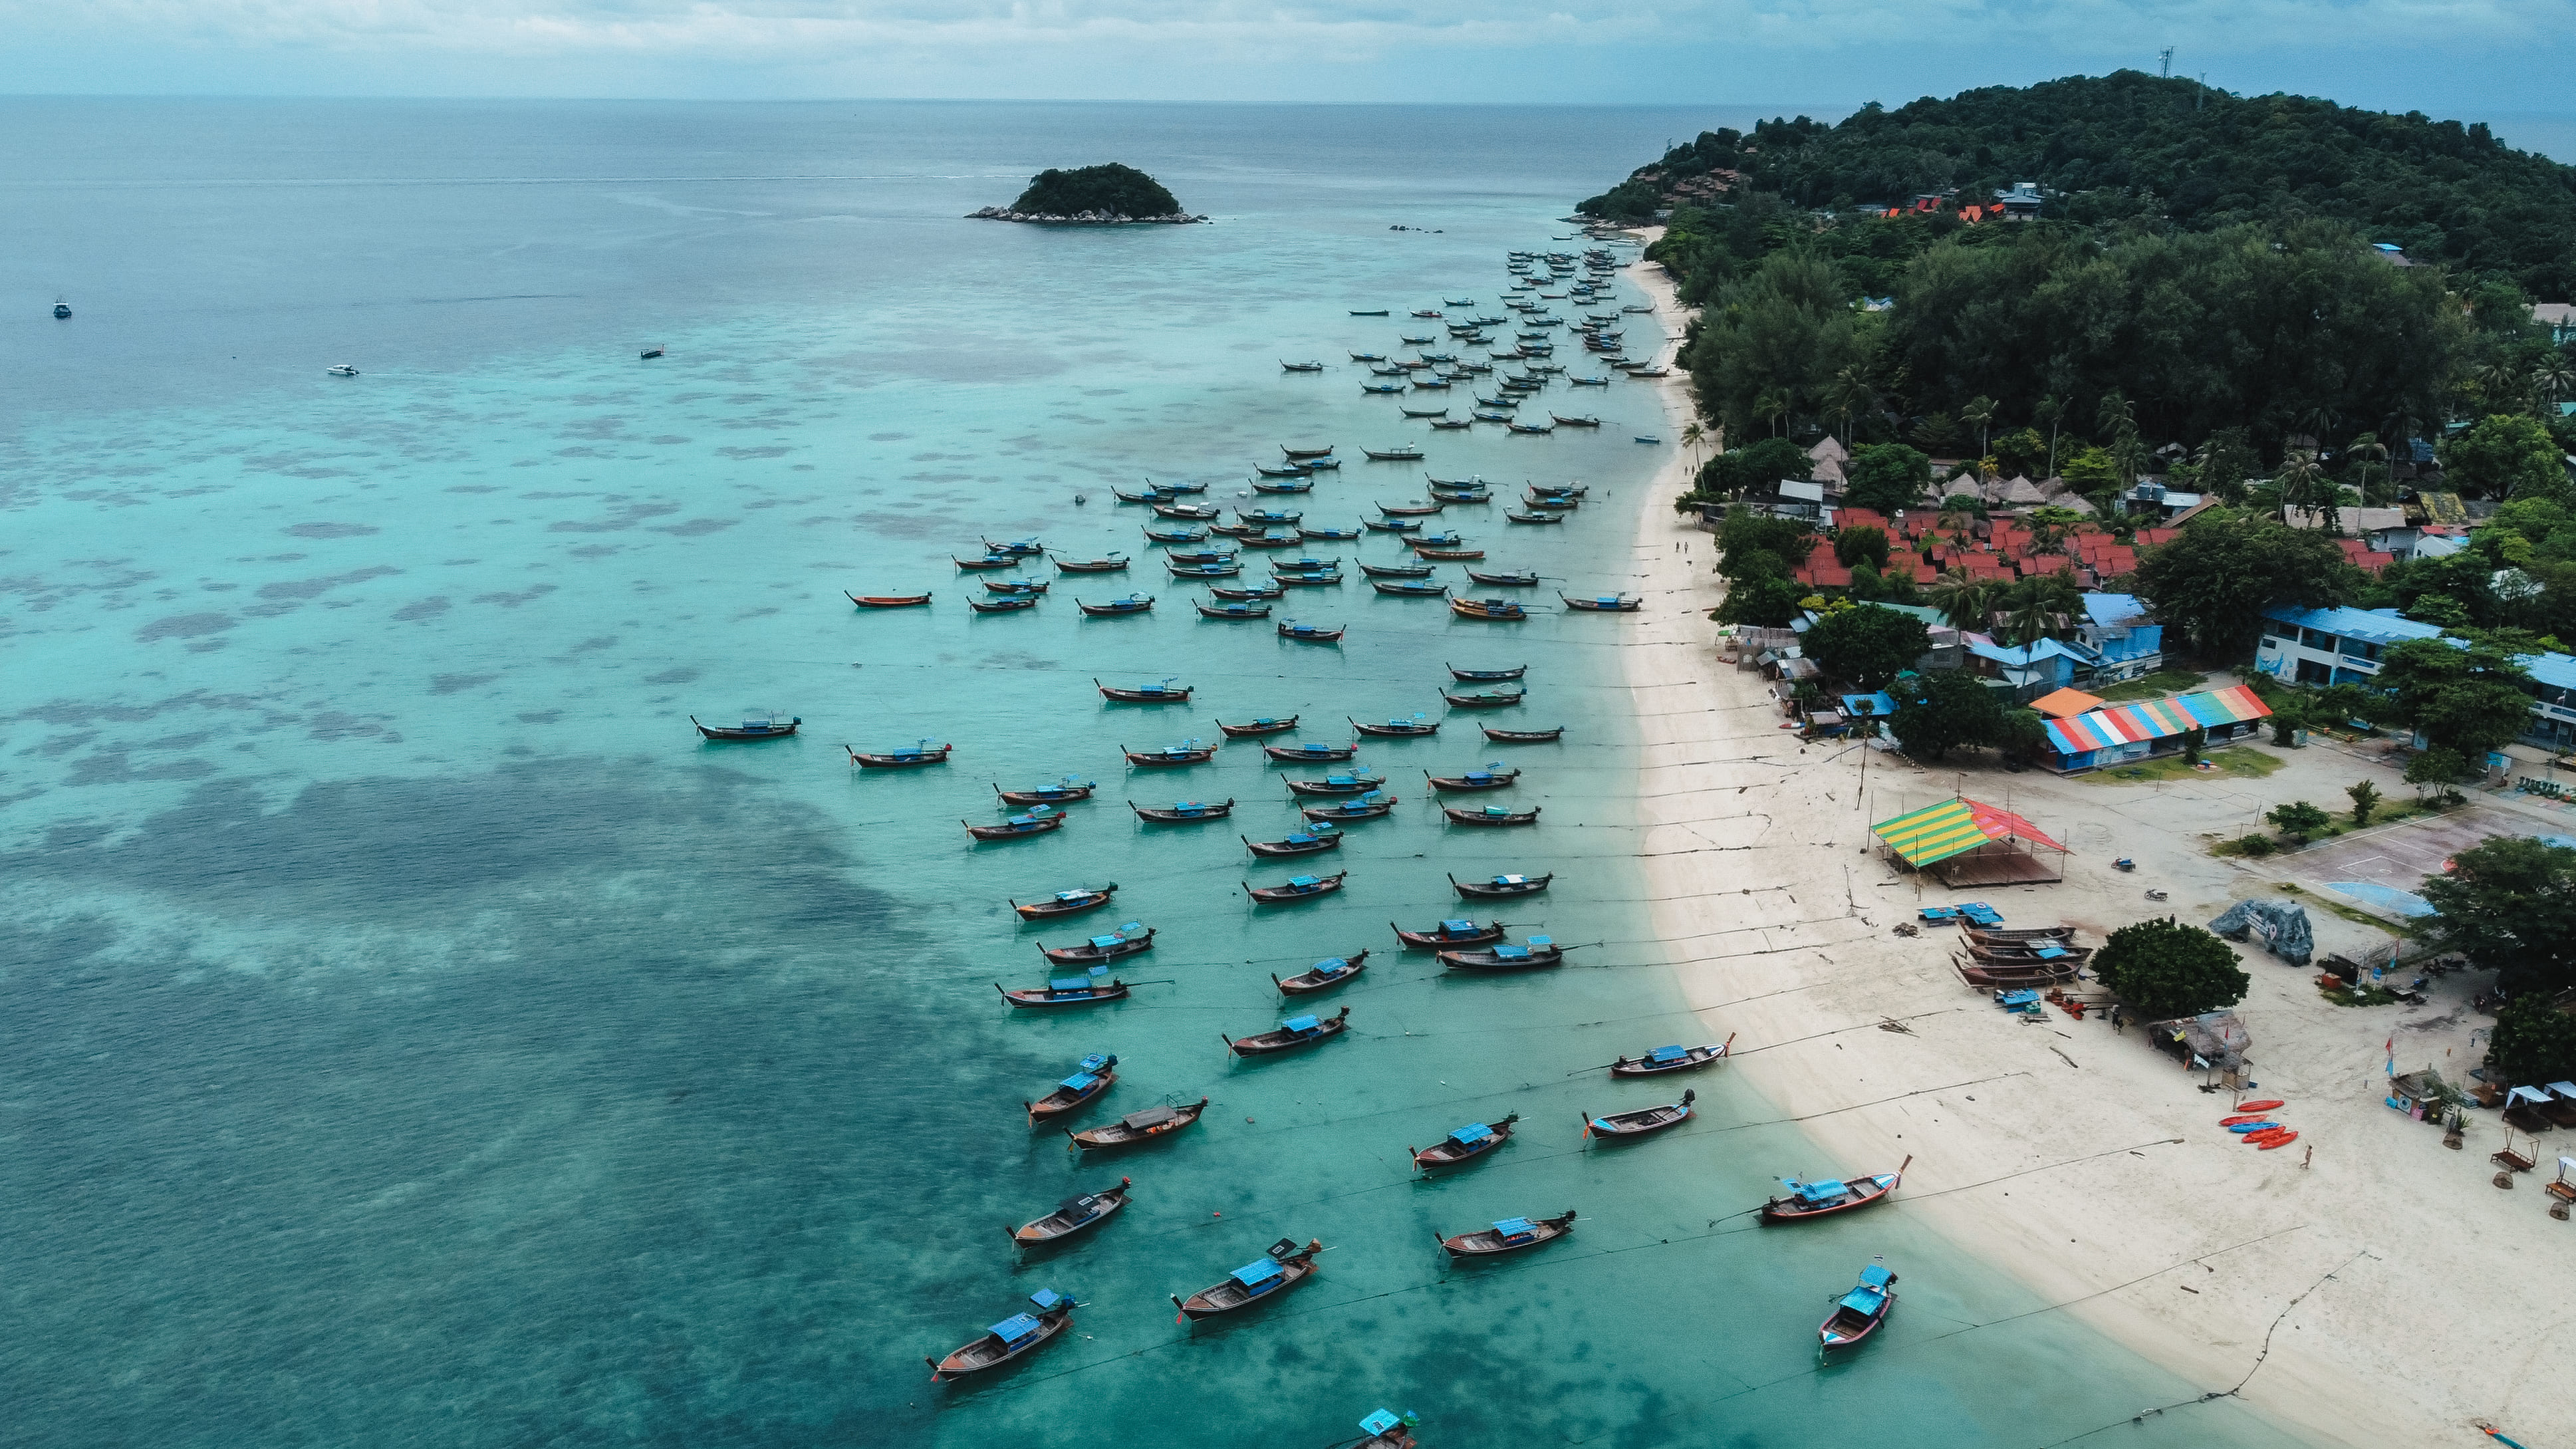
1961,395,1998,477
1997,571,2079,647
2441,414,2570,504
1924,567,1992,629
1696,437,1816,501
2346,779,2381,826
2420,835,2576,995
2265,801,2332,841
1842,444,1934,514
1715,509,1817,584
2091,918,2251,1021
2273,450,2331,513
1804,604,1932,688
2488,997,2576,1087
2375,630,2536,760
2179,724,2207,764
1719,576,1807,627
2403,745,2480,795
2132,510,2359,658
1682,249,1872,440
1833,525,1891,570
1888,670,2007,760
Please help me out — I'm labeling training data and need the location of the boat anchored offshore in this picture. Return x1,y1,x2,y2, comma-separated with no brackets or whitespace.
1819,1263,1898,1349
1173,1238,1323,1319
1410,1113,1518,1170
1069,1097,1209,1150
1763,1158,1910,1223
694,712,801,740
1585,1089,1695,1141
1438,1210,1573,1258
1008,1178,1130,1244
1450,870,1549,897
1010,882,1118,920
1610,1035,1733,1076
1223,1005,1351,1056
928,1289,1077,1381
1025,1055,1118,1122
1273,950,1367,993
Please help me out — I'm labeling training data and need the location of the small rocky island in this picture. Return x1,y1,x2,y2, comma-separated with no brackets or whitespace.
969,163,1206,224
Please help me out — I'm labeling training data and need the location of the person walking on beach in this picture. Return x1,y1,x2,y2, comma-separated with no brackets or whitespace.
2301,1143,2313,1170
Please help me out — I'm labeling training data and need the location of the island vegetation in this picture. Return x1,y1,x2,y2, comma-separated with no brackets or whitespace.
970,163,1203,224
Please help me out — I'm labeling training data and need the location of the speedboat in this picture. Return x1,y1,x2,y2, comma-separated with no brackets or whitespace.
325,364,359,377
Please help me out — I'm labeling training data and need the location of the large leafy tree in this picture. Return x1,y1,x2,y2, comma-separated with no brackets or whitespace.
2420,835,2576,995
1804,604,1932,688
2441,414,2572,504
2488,997,2576,1087
2375,630,2537,760
2133,509,2357,658
1696,437,1815,501
2091,918,2251,1021
1888,670,2007,759
1841,444,1934,514
1682,249,1874,439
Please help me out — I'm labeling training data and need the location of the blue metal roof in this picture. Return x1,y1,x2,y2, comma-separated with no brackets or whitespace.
2081,593,2149,626
2260,604,2445,648
2525,652,2576,692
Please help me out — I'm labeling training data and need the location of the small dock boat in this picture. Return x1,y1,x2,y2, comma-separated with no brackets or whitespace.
1168,561,1244,579
983,537,1045,557
1009,1178,1130,1243
1444,802,1541,827
1762,1158,1909,1223
1196,599,1271,619
1010,883,1118,920
983,577,1051,595
928,1290,1076,1381
1378,499,1445,516
1820,1263,1898,1349
1123,740,1214,767
1392,918,1503,950
1371,579,1448,597
1271,569,1342,587
1363,517,1424,533
1410,1114,1518,1170
1550,414,1602,428
1450,870,1549,897
1224,1006,1351,1055
1300,525,1363,541
1052,553,1130,573
1451,598,1526,620
1482,725,1564,743
995,777,1095,805
967,594,1039,613
1173,1239,1323,1318
847,592,933,607
1505,510,1565,525
1560,593,1643,612
1040,922,1154,966
1358,561,1435,579
1586,1090,1695,1141
1253,476,1317,494
1243,870,1348,904
694,714,801,740
1243,825,1343,857
1414,545,1485,561
1153,501,1222,521
326,362,359,376
1273,950,1367,993
996,975,1130,1008
1214,715,1299,737
1277,619,1346,642
1357,1409,1420,1449
1350,715,1438,737
844,739,950,767
1263,740,1354,761
1426,765,1519,791
1069,1097,1209,1150
1466,569,1541,587
1448,663,1527,681
967,807,1067,840
1128,797,1235,823
1301,793,1396,822
1281,360,1325,372
1144,524,1210,543
1440,934,1563,970
1281,444,1336,459
1612,1036,1733,1077
1096,677,1192,703
1440,688,1523,709
1438,1210,1574,1258
1287,770,1384,797
1025,1056,1118,1122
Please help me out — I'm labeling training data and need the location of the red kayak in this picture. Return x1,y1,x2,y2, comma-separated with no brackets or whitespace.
2220,1114,2273,1126
2234,1099,2285,1113
2255,1131,2299,1150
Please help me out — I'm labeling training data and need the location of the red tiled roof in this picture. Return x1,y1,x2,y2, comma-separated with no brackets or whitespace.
1797,561,1855,588
2134,528,2177,547
2095,547,2137,575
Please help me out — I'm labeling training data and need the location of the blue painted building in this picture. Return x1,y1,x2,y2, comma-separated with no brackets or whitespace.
2257,603,2576,749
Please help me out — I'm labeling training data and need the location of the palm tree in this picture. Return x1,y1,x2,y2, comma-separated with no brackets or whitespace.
2535,352,2576,414
1999,572,2079,648
2096,390,2134,440
1753,389,1789,438
1828,365,1877,446
2479,359,2528,412
2109,430,2150,497
1925,567,1990,630
2345,432,2389,501
2033,395,2065,479
1961,395,1997,479
2273,449,2329,514
1680,420,1707,472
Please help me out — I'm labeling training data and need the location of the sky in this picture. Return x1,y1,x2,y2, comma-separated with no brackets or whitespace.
1,0,2573,134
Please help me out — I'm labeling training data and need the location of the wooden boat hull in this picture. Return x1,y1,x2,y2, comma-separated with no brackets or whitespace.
1427,772,1519,791
1079,600,1155,616
1196,602,1271,618
1069,1097,1209,1149
967,597,1039,613
1358,562,1436,579
1174,1251,1319,1317
1410,1117,1518,1170
1587,1092,1694,1139
930,1308,1072,1381
1123,748,1214,766
954,557,1016,571
1300,801,1394,821
1026,1072,1116,1122
848,745,952,767
1955,963,2080,988
1208,582,1283,599
1611,1039,1734,1077
1129,799,1235,823
848,593,933,607
995,783,1093,805
1285,775,1384,797
966,815,1066,840
1040,930,1153,965
1450,600,1525,620
1439,1210,1573,1257
1559,594,1642,612
1273,950,1368,993
1244,831,1341,857
1466,571,1540,587
1096,678,1193,703
1440,946,1564,970
1506,512,1565,524
997,981,1130,1008
1448,665,1528,681
1011,885,1117,920
694,718,801,740
1415,547,1485,561
1349,718,1438,737
1482,727,1564,743
1372,581,1448,596
1443,807,1541,826
1216,716,1299,737
1263,743,1356,762
1764,1166,1905,1223
1277,624,1346,641
1009,1180,1130,1240
1441,692,1523,709
1052,557,1130,573
1225,1008,1351,1055
1243,872,1349,904
1450,871,1549,896
1378,502,1444,517
1392,920,1503,950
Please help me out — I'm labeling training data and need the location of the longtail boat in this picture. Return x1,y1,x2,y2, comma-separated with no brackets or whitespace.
1051,554,1130,573
1010,883,1118,920
967,807,1067,840
1173,1238,1323,1319
1966,940,2092,966
1451,598,1526,620
1363,517,1423,533
983,537,1045,557
1954,962,2081,989
1096,677,1192,703
1281,444,1335,459
1559,592,1642,612
1296,457,1341,471
1358,560,1436,579
995,976,1129,1008
1392,918,1503,950
1123,740,1214,767
1237,507,1303,525
1414,546,1485,561
1009,1178,1130,1242
1440,934,1564,970
1069,1097,1208,1150
1430,485,1491,500
1410,1113,1517,1170
1301,793,1396,822
1128,798,1234,823
994,776,1093,805
694,714,800,740
1372,579,1449,597
928,1290,1075,1381
1253,463,1305,478
1025,1055,1118,1122
1426,765,1519,791
1286,770,1384,797
1350,715,1438,737
1357,1411,1420,1449
1040,922,1154,965
1144,524,1208,543
967,595,1039,613
1450,870,1549,897
1505,510,1565,525
1243,870,1348,904
1273,950,1368,993
1962,925,2077,943
1277,620,1346,642
1152,504,1222,523
1262,740,1354,762
1820,1263,1898,1349
1378,500,1444,517
847,592,932,607
1208,580,1284,599
1761,1158,1909,1224
1077,594,1154,616
1440,688,1523,709
1364,446,1426,461
1586,1089,1694,1140
1116,485,1180,502
1444,803,1540,826
983,577,1050,595
1166,560,1241,578
1612,1037,1735,1075
1224,1005,1351,1056
1196,600,1271,619
1301,525,1364,541
1482,725,1564,743
1465,569,1541,587
1438,1210,1573,1258
1448,664,1527,681
1271,571,1343,588
1253,477,1317,495
1215,716,1298,737
844,739,950,768
1244,825,1343,857
1508,421,1555,435
1281,360,1324,372
954,554,1017,571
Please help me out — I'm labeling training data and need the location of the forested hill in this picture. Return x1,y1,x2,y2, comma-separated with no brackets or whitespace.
1581,71,2576,298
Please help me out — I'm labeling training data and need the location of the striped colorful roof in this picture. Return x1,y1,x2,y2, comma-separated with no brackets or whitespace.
2043,685,2270,755
1872,797,2069,866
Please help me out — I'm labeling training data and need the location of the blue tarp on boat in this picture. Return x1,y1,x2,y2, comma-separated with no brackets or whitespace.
1229,1257,1284,1287
1450,1123,1492,1145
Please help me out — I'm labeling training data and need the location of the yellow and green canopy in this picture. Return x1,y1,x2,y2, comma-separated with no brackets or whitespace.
1872,797,2067,867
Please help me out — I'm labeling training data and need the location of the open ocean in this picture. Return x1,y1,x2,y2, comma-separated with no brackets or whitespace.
0,100,2289,1449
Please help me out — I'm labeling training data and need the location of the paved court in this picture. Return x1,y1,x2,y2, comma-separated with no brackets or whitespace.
2287,807,2520,898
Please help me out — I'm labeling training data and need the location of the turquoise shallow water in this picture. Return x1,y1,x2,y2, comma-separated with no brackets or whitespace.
1,102,2288,1448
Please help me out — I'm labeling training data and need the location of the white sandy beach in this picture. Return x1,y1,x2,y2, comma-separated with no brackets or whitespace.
1614,239,2576,1449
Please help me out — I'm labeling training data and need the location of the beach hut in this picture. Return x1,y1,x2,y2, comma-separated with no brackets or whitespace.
1870,796,2069,886
2142,1009,2252,1085
2038,685,2271,773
